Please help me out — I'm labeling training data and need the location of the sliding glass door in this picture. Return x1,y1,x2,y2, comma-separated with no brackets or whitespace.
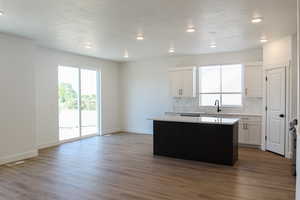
58,66,80,141
58,66,100,141
80,69,98,136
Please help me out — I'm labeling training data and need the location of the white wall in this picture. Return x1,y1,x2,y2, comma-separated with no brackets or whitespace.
120,48,263,134
35,47,121,148
0,33,121,164
0,34,37,164
263,36,292,67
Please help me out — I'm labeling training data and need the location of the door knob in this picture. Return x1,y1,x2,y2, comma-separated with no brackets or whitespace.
279,114,285,118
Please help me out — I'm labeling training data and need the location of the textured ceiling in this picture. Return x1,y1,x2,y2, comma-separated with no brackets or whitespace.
0,0,297,61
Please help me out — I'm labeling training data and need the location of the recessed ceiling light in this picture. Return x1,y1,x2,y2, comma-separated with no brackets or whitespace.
0,11,4,16
168,48,175,54
85,44,92,49
251,17,263,24
210,43,217,48
260,38,268,43
136,33,144,41
186,26,196,33
124,50,129,58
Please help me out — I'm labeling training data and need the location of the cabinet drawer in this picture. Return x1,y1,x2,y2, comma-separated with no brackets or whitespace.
239,116,262,123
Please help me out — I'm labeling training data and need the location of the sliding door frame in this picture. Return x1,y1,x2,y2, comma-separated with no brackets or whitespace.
58,65,101,143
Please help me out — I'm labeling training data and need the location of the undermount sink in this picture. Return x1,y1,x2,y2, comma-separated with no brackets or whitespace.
179,113,232,118
200,113,232,118
180,113,201,117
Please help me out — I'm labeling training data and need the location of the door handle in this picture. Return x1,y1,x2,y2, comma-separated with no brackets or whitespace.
279,114,285,118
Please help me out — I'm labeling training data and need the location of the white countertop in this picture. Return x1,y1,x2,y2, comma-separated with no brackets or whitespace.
165,111,262,117
149,116,240,125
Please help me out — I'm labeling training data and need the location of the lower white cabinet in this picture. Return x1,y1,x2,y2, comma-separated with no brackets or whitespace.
238,123,248,144
199,113,262,147
238,118,261,147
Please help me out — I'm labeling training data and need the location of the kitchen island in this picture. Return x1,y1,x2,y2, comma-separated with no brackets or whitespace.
150,116,239,166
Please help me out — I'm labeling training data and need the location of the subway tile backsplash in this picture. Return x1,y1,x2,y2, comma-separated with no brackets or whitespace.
172,97,263,114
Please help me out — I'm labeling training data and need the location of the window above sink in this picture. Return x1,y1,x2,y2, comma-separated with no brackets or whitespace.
198,64,243,107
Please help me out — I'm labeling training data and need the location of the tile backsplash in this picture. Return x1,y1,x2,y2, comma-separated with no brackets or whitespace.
172,97,263,114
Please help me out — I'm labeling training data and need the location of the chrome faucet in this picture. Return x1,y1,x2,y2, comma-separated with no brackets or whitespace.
214,100,221,113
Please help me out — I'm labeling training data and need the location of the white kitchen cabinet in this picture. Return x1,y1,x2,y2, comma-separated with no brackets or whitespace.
244,65,263,98
238,117,262,147
238,123,249,144
169,67,196,97
248,124,261,145
170,71,183,97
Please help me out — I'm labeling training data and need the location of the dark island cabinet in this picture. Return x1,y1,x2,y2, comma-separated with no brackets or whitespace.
153,121,238,166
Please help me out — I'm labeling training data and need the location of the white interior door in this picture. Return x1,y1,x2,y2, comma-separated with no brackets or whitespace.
266,67,286,155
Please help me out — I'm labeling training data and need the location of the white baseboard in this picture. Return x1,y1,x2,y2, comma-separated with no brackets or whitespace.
238,143,262,149
0,149,38,165
122,128,153,135
102,128,121,135
38,141,60,150
286,151,292,159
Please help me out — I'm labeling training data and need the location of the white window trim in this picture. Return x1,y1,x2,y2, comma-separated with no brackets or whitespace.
198,64,244,108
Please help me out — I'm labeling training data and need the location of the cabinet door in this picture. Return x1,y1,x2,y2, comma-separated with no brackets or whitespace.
248,124,261,145
238,123,249,144
245,66,263,98
170,71,182,97
182,69,196,97
169,67,196,98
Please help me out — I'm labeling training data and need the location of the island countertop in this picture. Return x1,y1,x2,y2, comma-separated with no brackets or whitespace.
149,115,240,125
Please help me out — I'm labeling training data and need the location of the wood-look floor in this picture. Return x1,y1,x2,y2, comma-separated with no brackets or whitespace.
0,133,296,200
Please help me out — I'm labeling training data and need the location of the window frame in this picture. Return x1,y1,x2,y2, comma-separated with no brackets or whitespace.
198,64,244,108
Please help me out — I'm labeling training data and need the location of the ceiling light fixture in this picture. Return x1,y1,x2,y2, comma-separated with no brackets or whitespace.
168,47,175,54
210,43,217,48
85,44,92,49
0,11,4,16
136,33,144,40
251,17,263,24
124,49,129,58
260,38,268,43
186,26,196,33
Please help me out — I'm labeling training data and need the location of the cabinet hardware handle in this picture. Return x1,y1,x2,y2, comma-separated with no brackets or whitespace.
178,89,182,96
245,88,248,96
243,123,248,129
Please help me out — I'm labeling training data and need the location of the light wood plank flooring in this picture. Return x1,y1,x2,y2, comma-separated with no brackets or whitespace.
0,133,296,200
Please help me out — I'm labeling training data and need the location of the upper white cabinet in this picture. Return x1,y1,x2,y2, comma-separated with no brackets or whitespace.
244,63,263,98
169,67,196,97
